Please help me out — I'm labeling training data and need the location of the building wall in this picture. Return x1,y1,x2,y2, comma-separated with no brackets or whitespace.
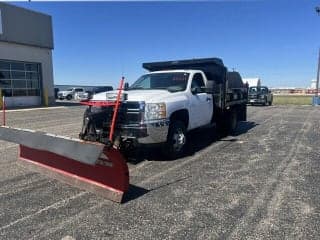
0,2,53,49
0,41,55,106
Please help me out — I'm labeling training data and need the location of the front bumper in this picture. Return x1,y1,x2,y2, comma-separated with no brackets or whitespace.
120,119,170,144
249,98,265,104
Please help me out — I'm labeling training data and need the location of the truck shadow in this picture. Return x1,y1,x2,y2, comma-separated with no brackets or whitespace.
187,121,258,155
128,121,257,162
122,176,191,203
122,184,150,203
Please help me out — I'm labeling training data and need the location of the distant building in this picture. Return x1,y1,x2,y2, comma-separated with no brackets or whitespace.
270,87,308,95
311,79,317,89
243,78,261,87
0,3,54,107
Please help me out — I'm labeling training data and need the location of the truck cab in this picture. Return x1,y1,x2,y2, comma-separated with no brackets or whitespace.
126,69,214,131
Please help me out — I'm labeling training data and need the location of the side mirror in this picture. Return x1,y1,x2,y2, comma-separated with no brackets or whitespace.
124,82,129,90
191,87,204,94
191,87,199,95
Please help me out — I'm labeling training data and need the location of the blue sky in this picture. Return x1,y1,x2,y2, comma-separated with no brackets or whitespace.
14,0,320,88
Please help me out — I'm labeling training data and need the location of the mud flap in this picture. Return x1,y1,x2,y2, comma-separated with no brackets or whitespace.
0,126,129,203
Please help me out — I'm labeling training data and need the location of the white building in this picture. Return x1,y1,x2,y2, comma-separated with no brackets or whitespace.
242,78,261,87
0,3,54,107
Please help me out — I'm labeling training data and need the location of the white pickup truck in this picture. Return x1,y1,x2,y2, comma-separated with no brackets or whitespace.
58,87,85,100
80,58,248,158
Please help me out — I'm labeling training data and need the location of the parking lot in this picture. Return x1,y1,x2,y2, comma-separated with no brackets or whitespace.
0,105,319,239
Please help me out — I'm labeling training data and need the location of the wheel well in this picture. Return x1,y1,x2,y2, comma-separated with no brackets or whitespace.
170,109,189,128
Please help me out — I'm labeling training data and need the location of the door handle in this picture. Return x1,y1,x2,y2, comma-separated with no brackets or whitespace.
206,97,211,102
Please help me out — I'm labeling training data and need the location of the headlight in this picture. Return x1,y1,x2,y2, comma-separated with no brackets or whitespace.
260,95,265,99
145,103,166,120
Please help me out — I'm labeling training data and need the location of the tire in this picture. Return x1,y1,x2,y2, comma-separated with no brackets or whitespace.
263,98,267,106
228,109,238,134
240,104,247,121
269,99,272,106
66,95,72,100
164,121,187,159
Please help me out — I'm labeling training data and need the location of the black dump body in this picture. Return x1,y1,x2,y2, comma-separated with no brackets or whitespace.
143,58,247,110
143,58,227,84
227,71,244,89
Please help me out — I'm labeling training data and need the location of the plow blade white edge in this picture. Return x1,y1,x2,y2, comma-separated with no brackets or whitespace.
0,126,105,165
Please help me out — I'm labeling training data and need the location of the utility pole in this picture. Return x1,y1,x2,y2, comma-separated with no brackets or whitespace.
316,48,320,98
315,7,320,105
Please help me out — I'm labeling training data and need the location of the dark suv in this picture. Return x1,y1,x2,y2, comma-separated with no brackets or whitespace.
248,86,273,106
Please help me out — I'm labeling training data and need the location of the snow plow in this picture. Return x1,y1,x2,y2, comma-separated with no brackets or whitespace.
0,78,129,203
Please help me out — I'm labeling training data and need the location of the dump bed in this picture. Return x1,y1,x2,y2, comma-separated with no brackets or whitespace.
143,58,227,84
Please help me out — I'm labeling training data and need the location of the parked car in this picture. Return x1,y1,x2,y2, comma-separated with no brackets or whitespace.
248,86,273,105
76,86,113,100
58,87,85,100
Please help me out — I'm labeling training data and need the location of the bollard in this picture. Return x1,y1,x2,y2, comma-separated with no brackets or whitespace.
2,96,5,126
0,88,2,109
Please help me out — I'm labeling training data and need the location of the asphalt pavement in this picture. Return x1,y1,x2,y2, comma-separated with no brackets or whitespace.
0,105,319,240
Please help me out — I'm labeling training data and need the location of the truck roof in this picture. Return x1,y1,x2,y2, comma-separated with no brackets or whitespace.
143,58,224,71
143,58,226,83
146,69,200,74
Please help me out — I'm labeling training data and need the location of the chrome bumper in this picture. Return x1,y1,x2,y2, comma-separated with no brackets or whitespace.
249,99,265,103
120,119,170,144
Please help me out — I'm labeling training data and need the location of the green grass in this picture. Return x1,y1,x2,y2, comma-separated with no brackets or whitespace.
273,95,312,105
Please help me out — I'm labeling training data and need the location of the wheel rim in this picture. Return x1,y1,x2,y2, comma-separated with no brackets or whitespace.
172,128,186,152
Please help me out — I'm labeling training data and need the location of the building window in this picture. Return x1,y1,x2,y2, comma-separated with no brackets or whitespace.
0,60,41,97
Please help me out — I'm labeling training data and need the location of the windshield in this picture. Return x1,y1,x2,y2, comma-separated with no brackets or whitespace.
249,87,258,93
249,87,268,94
129,72,189,92
66,88,73,91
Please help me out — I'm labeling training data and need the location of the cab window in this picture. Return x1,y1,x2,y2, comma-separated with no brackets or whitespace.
191,73,205,93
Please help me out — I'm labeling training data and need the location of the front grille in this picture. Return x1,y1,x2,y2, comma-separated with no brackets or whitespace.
91,101,144,129
116,101,143,125
249,94,258,99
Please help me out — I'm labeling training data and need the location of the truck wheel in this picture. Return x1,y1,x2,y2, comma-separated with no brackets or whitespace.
241,104,247,121
164,121,187,159
66,95,72,100
229,110,238,134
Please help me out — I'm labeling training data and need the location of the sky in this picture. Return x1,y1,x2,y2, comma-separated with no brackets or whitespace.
12,0,320,88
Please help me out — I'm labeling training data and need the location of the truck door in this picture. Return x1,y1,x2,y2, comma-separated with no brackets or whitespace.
189,73,213,129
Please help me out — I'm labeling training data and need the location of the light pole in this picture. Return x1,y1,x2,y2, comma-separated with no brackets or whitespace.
315,7,320,105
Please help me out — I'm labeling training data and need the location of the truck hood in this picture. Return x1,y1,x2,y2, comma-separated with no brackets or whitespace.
92,89,174,103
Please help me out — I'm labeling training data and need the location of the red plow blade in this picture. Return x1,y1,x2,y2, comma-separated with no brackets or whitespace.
0,126,129,203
